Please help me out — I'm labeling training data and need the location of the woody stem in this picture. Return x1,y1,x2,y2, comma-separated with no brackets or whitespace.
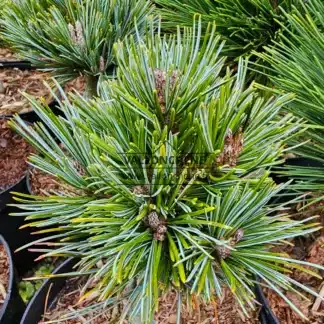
85,75,99,98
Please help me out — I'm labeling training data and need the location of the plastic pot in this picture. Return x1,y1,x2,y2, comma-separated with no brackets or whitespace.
284,157,324,168
0,176,27,213
0,61,33,69
0,206,42,276
2,100,61,124
21,267,281,324
255,279,279,324
20,258,77,324
0,116,42,274
0,117,32,212
272,157,324,185
0,235,25,324
26,170,33,196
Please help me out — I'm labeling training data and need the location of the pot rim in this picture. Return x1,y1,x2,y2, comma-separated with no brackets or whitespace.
0,235,14,321
20,257,76,324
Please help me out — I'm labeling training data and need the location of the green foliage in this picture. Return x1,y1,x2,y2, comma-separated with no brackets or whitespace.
257,0,324,129
19,260,55,303
0,0,9,43
104,21,304,177
155,0,303,58
8,22,323,323
0,0,8,14
1,0,153,86
256,0,324,192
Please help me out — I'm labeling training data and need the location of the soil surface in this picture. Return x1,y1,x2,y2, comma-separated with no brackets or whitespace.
40,279,259,324
29,168,85,196
0,119,34,191
0,68,51,115
156,289,259,324
64,76,86,96
0,48,19,62
265,202,324,323
30,169,67,196
40,277,114,324
0,244,10,313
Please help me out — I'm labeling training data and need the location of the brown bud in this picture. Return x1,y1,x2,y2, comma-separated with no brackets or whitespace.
153,69,179,114
99,56,105,73
147,211,160,230
216,245,231,259
233,228,244,243
75,21,85,48
132,185,149,196
153,225,167,241
216,129,243,167
68,23,77,43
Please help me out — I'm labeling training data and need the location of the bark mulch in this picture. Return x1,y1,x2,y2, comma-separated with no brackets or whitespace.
0,48,19,62
0,244,9,313
156,289,259,324
40,281,260,324
265,202,324,323
64,76,86,96
0,119,34,192
29,168,85,196
0,68,51,115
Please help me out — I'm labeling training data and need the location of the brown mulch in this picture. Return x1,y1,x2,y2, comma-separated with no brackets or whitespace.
29,168,85,196
156,289,259,324
0,119,34,191
0,244,10,313
40,278,122,324
30,169,69,196
40,280,259,324
0,68,51,115
64,76,86,96
0,48,19,62
264,202,324,323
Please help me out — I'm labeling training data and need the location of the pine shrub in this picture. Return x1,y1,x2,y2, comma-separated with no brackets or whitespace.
10,22,324,322
1,0,153,95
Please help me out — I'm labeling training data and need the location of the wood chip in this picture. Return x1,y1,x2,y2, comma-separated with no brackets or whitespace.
0,68,52,115
0,48,19,62
312,282,324,312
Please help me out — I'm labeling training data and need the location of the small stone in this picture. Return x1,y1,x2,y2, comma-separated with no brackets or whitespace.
0,139,8,148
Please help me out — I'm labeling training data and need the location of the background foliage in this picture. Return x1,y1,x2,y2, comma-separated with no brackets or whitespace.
1,0,153,85
155,0,304,58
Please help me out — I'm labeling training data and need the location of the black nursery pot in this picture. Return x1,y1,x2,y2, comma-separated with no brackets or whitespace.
0,206,41,276
0,176,27,213
0,61,33,69
272,157,324,185
20,258,77,324
0,117,41,274
270,157,324,205
26,170,33,196
0,235,25,324
255,279,279,324
0,117,31,212
285,157,324,168
2,99,61,124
